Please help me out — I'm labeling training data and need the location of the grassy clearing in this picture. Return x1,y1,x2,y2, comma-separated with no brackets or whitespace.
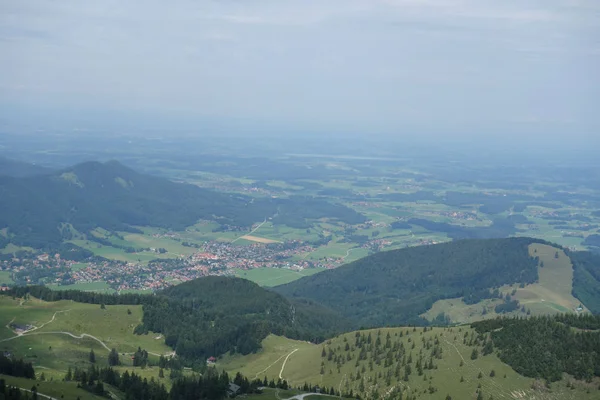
235,268,325,287
0,243,34,255
70,263,89,271
47,282,114,293
0,271,14,285
220,330,598,400
514,243,584,313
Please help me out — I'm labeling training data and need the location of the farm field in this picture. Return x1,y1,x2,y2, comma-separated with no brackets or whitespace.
235,267,325,287
47,281,114,293
219,330,598,400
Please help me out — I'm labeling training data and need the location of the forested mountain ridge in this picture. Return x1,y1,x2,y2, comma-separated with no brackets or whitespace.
136,277,351,361
275,237,546,327
0,160,365,249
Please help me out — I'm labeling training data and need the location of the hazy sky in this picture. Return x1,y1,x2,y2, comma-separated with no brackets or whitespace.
1,0,598,137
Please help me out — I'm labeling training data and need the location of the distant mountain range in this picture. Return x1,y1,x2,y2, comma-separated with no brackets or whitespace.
0,159,364,249
0,155,51,177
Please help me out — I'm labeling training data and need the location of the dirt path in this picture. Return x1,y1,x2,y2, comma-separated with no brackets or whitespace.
17,387,57,400
0,310,174,357
232,219,267,243
2,309,71,339
254,353,288,379
282,393,337,400
341,247,359,261
279,348,299,379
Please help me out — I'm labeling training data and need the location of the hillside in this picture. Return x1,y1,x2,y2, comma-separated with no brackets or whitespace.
570,250,600,313
422,243,591,324
219,325,599,400
135,277,350,361
275,238,547,327
0,160,365,249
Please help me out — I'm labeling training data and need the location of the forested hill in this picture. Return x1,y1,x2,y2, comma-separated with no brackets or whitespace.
472,314,600,382
137,276,350,361
0,160,365,248
275,237,544,327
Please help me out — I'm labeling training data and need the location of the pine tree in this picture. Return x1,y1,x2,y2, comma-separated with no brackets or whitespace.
108,348,120,366
471,349,479,360
89,349,96,364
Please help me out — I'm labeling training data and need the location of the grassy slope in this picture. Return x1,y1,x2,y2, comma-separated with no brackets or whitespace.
422,243,587,324
220,330,598,400
0,297,172,382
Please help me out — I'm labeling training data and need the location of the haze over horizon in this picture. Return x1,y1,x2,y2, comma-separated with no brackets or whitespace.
1,0,598,139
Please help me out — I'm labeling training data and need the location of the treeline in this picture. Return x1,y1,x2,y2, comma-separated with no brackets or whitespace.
66,365,168,399
472,314,600,382
7,285,154,306
137,277,349,362
276,238,542,327
0,355,35,379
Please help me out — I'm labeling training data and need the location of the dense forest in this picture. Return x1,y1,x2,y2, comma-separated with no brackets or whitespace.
137,277,349,362
472,314,600,382
0,160,364,249
570,250,600,314
276,238,543,327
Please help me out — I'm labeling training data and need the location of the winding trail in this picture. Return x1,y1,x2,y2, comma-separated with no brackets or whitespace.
341,248,358,261
279,348,299,379
0,309,174,358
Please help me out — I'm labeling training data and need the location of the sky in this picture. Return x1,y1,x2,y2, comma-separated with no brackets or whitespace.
0,0,599,138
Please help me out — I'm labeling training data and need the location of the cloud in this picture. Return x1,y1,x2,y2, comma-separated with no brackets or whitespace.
0,0,598,135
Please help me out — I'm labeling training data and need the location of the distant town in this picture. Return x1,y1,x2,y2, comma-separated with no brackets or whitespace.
0,237,396,292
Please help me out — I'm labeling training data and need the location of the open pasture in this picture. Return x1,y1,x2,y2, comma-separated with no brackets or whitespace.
235,267,324,287
220,329,597,400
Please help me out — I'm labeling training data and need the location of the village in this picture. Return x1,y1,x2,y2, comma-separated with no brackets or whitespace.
0,239,350,292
